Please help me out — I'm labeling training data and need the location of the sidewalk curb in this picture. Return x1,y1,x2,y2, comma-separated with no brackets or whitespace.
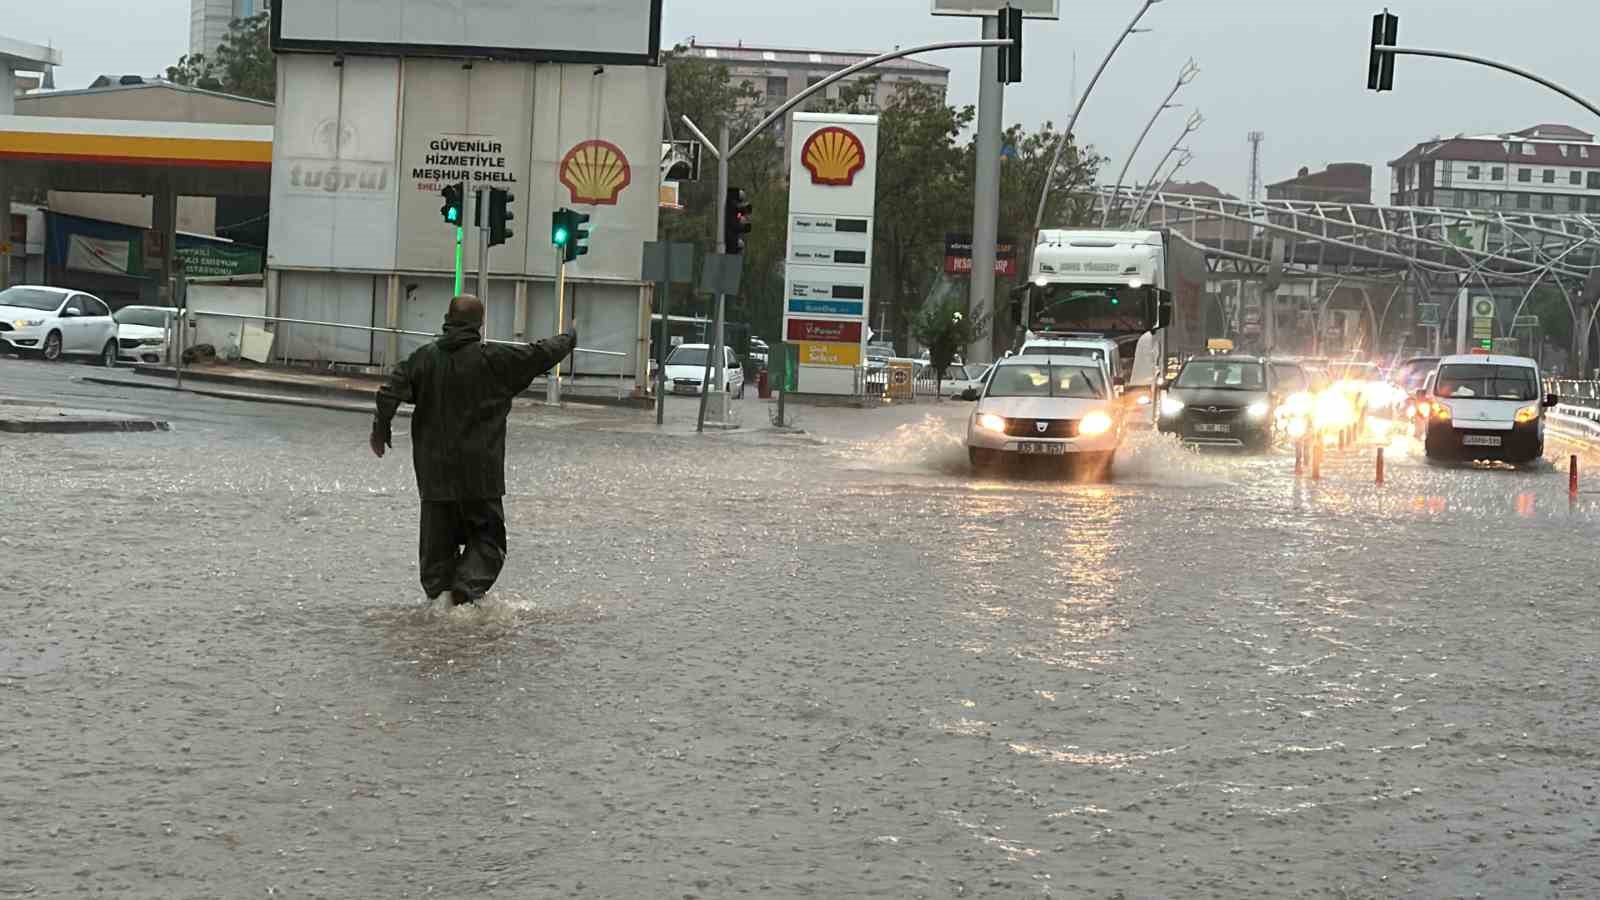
78,375,409,418
0,416,171,434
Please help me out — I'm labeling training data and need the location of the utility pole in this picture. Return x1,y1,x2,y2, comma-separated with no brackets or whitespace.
695,123,732,433
968,13,1005,366
1247,131,1265,202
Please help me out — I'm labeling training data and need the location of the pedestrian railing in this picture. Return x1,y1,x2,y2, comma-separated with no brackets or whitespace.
171,309,630,399
1550,379,1600,409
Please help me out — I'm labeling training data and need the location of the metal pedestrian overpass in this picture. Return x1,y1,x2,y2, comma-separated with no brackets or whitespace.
1093,188,1600,373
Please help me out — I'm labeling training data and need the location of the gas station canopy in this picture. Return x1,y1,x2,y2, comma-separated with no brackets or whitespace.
0,114,272,196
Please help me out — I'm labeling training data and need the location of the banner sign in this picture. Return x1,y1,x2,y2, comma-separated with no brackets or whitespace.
795,340,863,367
944,233,1017,276
175,239,265,277
788,298,865,317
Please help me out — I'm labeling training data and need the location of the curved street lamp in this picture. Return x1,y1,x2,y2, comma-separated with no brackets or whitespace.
1028,0,1164,246
1128,109,1203,224
1135,148,1195,226
1101,58,1200,227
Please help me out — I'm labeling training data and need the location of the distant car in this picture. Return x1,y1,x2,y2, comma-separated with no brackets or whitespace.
1421,354,1556,465
1158,355,1280,451
662,343,745,398
0,285,120,365
113,305,175,365
967,354,1123,475
921,362,987,399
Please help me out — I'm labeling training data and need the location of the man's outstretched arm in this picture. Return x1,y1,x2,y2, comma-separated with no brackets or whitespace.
492,327,577,395
371,356,415,458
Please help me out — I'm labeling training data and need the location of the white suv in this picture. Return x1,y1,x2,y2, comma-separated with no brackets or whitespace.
0,285,120,365
967,354,1123,476
1420,354,1557,465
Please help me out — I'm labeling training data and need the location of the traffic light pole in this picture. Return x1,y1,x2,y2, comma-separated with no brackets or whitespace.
1373,44,1600,121
476,189,491,329
549,253,566,406
695,122,731,434
454,226,464,295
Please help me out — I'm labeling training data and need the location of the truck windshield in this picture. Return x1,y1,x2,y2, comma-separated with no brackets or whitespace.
1029,283,1154,334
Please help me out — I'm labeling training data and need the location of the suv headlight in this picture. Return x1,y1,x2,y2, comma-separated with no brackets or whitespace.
1246,401,1269,420
977,413,1007,433
1514,403,1540,424
1079,411,1113,436
1159,395,1185,417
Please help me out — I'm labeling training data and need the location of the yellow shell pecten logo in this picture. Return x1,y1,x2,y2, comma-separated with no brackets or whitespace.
559,139,632,206
801,127,866,187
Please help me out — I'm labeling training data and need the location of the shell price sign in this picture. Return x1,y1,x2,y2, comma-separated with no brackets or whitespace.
784,113,878,396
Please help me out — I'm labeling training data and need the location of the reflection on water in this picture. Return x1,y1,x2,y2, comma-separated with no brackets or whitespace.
4,378,1600,898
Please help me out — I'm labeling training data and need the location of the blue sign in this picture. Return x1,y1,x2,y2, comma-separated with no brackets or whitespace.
788,299,864,316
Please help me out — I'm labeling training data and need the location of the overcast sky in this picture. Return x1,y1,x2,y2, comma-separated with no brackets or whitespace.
13,0,1600,201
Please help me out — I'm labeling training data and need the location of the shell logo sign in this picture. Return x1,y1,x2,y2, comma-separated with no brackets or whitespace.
801,127,866,187
559,140,632,206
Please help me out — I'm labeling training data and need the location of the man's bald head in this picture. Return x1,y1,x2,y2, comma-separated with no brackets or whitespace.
446,294,485,326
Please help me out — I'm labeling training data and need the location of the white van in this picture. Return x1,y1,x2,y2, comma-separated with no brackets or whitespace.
1019,331,1122,386
1420,354,1557,465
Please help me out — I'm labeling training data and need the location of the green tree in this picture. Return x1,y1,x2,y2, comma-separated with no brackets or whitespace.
914,297,988,393
166,12,275,101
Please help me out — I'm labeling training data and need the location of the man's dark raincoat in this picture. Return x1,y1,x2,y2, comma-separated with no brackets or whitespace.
374,320,574,602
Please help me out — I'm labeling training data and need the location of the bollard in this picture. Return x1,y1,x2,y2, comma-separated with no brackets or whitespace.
1571,454,1580,500
1312,433,1323,481
1376,447,1385,486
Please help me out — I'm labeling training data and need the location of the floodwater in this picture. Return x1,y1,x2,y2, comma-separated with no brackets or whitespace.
3,373,1599,897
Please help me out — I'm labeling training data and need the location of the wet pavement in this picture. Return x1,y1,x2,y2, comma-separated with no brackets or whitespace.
3,356,1599,898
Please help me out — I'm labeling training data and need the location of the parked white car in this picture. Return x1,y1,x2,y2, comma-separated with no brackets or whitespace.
113,305,176,365
922,362,991,399
967,354,1124,475
663,343,745,398
0,285,119,365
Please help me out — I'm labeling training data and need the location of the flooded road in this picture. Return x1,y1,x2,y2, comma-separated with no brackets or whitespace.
3,360,1599,897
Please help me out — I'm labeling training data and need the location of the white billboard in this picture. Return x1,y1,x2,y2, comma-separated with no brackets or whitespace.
271,0,663,65
931,0,1059,18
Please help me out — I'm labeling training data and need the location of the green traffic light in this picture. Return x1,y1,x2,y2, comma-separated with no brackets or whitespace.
447,209,459,223
553,227,569,246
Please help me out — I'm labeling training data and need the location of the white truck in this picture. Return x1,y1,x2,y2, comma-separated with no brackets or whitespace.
1023,228,1209,412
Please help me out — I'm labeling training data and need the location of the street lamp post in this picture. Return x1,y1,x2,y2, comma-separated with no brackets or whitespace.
1134,148,1195,226
1030,0,1163,243
1101,58,1199,227
1128,109,1202,222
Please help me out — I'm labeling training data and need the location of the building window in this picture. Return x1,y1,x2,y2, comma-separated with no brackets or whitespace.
1517,193,1531,209
1463,190,1480,207
1583,147,1591,159
1544,169,1556,183
1588,196,1600,212
766,76,787,101
1466,165,1480,180
1589,172,1600,189
1569,195,1583,212
1573,171,1584,185
1522,143,1537,155
1491,166,1504,180
1541,194,1555,210
1518,168,1532,182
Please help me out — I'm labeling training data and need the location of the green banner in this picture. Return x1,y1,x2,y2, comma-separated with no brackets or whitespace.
174,242,264,277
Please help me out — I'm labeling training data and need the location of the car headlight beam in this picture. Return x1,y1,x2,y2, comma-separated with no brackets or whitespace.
1246,401,1269,420
977,413,1007,433
1079,411,1113,436
1159,395,1185,417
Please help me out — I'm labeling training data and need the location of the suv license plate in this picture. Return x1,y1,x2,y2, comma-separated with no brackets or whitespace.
1196,423,1231,434
1462,435,1502,447
1019,442,1067,455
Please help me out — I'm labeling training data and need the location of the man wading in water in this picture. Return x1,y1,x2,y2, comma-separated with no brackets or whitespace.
370,294,575,606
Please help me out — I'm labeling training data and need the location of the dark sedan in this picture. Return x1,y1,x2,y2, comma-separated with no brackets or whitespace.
1157,355,1280,451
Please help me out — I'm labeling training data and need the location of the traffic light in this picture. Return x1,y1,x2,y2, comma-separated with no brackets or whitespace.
1367,11,1398,92
724,188,753,255
551,208,591,263
996,6,1023,85
569,210,591,262
488,188,515,247
440,183,464,226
